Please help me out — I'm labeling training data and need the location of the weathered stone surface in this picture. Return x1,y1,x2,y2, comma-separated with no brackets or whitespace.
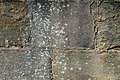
32,2,95,48
52,49,120,80
0,1,120,80
95,2,120,50
0,48,51,80
50,2,95,48
52,49,98,80
99,50,120,80
0,2,30,48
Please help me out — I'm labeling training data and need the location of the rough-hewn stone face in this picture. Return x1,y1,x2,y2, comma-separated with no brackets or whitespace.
0,2,30,48
95,2,120,50
102,51,120,80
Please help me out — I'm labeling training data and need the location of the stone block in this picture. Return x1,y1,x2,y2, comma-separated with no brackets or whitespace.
0,2,31,48
101,50,120,80
52,49,120,80
32,2,95,48
52,49,100,80
0,47,52,80
95,2,120,50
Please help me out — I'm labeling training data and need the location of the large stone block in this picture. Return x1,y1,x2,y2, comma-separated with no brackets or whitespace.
0,2,31,48
52,49,99,80
52,49,120,80
0,47,51,80
32,2,95,48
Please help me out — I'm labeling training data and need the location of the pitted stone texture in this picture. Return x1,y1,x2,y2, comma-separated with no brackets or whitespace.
52,49,104,80
32,2,52,47
52,49,120,80
50,2,95,48
32,2,94,48
0,2,30,48
95,2,120,50
101,50,120,80
0,48,51,80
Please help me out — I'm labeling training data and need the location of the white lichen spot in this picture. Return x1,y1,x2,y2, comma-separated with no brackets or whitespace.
67,4,70,7
45,47,48,50
78,67,82,70
62,5,65,8
57,9,60,12
53,44,56,47
88,78,92,80
101,65,103,67
72,31,75,34
35,69,38,73
66,57,69,60
75,11,77,13
63,16,66,18
17,38,20,40
60,30,65,34
54,75,58,77
5,39,8,47
86,56,89,58
64,23,68,26
70,67,73,70
86,62,88,65
64,66,67,70
108,61,111,63
111,63,114,66
65,38,68,41
63,63,67,71
53,7,55,10
38,3,41,8
42,41,45,45
59,62,62,64
61,71,65,74
61,78,64,80
117,65,120,68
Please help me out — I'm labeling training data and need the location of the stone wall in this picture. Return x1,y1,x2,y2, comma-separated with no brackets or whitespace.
0,1,120,80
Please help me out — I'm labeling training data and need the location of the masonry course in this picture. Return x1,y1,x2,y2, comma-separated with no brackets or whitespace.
0,1,120,80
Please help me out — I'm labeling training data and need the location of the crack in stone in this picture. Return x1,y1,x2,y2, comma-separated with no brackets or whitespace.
107,45,120,50
90,0,95,15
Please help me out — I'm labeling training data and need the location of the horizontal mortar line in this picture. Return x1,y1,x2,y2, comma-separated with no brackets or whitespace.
53,47,93,50
95,49,120,53
0,46,93,50
0,47,32,51
0,46,119,52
